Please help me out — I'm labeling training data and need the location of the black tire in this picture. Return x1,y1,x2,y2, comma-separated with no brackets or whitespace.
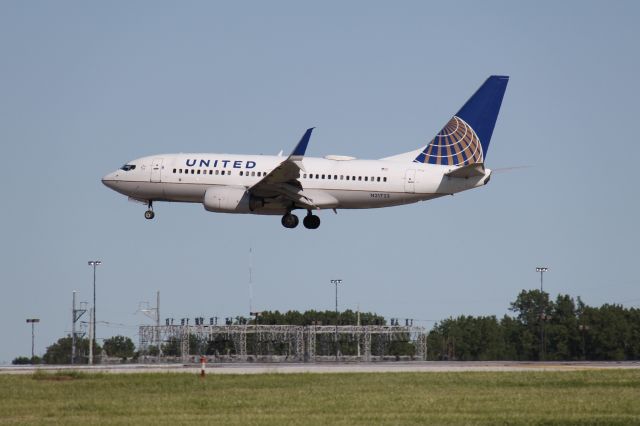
144,210,155,220
310,215,320,229
281,213,299,228
303,214,320,229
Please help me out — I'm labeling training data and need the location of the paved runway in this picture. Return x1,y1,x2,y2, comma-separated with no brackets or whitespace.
2,361,639,375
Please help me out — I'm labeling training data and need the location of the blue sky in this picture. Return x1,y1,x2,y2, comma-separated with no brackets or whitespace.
1,1,639,363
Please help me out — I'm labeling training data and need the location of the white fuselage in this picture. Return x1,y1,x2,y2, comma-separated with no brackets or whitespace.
102,153,491,215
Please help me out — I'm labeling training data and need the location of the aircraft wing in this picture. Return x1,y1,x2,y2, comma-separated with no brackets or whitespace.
249,128,318,208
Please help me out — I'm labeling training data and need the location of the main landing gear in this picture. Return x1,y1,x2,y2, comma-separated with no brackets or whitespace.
144,201,155,220
281,212,299,228
303,211,320,229
281,211,320,229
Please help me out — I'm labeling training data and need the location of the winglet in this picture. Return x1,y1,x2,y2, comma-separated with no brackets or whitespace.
290,128,314,157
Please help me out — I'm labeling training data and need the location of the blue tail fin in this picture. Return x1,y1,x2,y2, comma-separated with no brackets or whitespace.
414,75,509,166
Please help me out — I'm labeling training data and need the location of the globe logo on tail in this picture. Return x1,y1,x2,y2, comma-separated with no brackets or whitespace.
414,116,483,166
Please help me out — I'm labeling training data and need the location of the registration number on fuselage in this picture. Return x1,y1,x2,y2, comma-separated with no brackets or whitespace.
370,193,390,199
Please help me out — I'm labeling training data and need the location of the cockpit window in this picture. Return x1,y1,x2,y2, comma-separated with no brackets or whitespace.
120,164,136,171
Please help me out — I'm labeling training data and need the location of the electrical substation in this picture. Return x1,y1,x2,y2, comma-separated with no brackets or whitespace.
138,321,428,363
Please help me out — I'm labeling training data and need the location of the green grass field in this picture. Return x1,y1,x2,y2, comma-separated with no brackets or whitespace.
0,370,638,425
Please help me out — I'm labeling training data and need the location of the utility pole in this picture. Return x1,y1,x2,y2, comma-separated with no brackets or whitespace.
330,279,342,359
156,291,161,357
26,318,40,359
87,260,102,364
140,291,162,359
249,247,253,315
72,291,76,363
71,291,87,364
536,266,549,361
357,304,361,358
88,308,94,365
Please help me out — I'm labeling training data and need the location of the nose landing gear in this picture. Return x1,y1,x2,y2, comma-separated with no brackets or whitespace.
144,201,155,220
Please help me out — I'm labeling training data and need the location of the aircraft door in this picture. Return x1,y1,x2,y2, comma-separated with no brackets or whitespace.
151,158,163,183
404,169,416,193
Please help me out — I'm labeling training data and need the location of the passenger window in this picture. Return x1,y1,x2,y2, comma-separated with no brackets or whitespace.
334,175,337,180
240,171,244,176
346,176,349,180
191,170,195,174
173,168,176,173
358,176,362,181
215,170,219,175
209,170,212,175
340,175,344,180
322,174,325,179
327,175,331,180
179,169,182,173
197,170,201,175
303,174,307,178
251,171,255,176
365,177,368,181
383,177,387,182
377,177,380,182
315,174,319,179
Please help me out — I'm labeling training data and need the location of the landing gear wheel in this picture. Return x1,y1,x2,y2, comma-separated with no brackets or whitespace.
281,213,299,228
144,210,155,220
303,214,320,229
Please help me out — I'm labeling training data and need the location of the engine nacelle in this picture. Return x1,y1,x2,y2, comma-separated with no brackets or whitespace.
203,187,263,213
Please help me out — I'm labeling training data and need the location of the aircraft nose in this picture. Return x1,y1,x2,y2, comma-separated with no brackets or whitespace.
101,171,119,189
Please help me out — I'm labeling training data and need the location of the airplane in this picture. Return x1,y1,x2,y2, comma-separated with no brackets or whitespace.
102,75,509,229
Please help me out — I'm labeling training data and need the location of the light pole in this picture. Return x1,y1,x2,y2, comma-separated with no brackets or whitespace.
330,279,342,359
26,318,40,360
536,267,548,292
88,260,102,364
536,266,548,360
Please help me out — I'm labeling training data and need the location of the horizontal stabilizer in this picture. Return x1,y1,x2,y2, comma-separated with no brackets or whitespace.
445,163,486,178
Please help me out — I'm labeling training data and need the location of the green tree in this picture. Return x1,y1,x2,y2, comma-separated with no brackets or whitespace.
500,315,522,359
12,356,32,365
257,310,386,326
43,336,101,364
103,335,135,359
427,316,506,361
509,289,551,360
545,294,581,360
162,337,180,357
581,304,636,360
162,334,203,356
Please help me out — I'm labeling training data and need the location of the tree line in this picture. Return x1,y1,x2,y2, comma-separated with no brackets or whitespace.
14,291,640,363
13,335,135,365
427,290,640,361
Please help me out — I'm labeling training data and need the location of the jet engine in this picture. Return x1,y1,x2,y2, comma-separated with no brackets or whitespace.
203,187,264,213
